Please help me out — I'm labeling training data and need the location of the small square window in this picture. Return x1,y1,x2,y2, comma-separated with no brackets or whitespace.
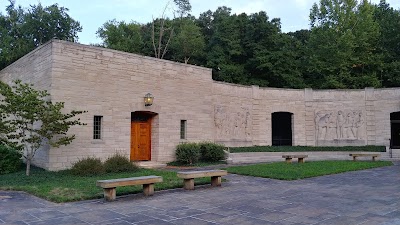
93,116,103,139
180,120,187,139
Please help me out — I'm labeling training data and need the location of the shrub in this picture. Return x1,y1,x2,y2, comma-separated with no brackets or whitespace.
70,157,104,176
175,142,200,165
104,153,138,173
0,145,22,174
199,142,226,162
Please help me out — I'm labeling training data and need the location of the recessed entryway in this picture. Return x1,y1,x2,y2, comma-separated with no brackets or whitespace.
131,111,157,161
272,112,293,146
390,112,400,148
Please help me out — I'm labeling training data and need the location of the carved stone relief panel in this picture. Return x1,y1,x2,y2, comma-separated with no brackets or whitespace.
315,110,364,141
214,105,252,140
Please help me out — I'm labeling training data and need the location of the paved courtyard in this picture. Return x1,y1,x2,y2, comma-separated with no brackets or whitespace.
0,163,399,225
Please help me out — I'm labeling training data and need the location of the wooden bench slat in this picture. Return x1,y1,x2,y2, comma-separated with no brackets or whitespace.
349,153,380,162
96,176,162,188
177,170,227,179
177,170,228,190
282,155,308,158
349,154,380,157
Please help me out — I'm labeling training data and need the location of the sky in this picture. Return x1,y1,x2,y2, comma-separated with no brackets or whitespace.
1,0,399,45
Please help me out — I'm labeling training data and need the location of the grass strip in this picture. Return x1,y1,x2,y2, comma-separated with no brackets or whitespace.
229,145,386,153
226,160,393,180
0,167,209,203
166,160,227,167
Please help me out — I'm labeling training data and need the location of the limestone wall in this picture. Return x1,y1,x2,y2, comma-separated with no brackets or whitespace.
307,89,368,147
373,88,400,146
2,40,400,171
48,40,214,170
257,87,306,146
0,42,53,168
212,82,254,146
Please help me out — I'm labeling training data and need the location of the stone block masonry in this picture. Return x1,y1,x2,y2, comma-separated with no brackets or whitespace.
1,39,399,171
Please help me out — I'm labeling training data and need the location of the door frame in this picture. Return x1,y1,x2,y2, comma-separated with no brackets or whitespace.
130,111,157,161
390,112,400,149
271,111,294,146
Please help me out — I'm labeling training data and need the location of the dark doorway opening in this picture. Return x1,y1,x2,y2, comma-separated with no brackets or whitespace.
272,112,293,146
390,112,400,148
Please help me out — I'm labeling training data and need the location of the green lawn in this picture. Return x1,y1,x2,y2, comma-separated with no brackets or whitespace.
229,145,386,153
226,161,393,180
0,167,209,203
167,160,227,167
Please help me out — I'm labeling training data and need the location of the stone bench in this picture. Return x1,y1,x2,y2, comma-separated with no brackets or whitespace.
282,154,308,163
349,153,380,161
96,176,163,201
177,170,228,190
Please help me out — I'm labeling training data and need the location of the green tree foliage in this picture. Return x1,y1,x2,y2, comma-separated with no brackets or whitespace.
0,145,22,174
0,2,30,70
0,80,86,176
173,0,192,18
307,0,381,88
374,0,400,87
2,0,396,89
0,0,81,70
24,3,81,46
97,19,144,53
170,18,205,64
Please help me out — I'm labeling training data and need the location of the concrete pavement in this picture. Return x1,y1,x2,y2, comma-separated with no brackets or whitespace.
0,163,399,225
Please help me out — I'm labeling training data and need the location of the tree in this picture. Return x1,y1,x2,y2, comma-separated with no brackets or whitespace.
0,1,82,70
151,3,175,59
150,0,194,59
24,3,82,46
173,0,192,18
0,80,86,176
0,1,31,70
307,0,381,88
170,18,205,63
374,0,400,87
97,19,144,54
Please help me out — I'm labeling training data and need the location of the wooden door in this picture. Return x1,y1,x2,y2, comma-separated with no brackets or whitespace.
130,121,151,161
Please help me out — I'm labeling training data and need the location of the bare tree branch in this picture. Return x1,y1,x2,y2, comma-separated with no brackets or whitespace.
161,27,174,59
152,16,157,58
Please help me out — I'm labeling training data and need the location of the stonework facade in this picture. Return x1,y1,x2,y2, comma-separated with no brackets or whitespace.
1,40,400,171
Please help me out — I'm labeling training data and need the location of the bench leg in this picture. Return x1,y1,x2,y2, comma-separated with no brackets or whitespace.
183,178,195,190
298,158,304,163
211,176,222,187
285,158,292,163
353,156,357,161
103,188,116,201
143,183,154,196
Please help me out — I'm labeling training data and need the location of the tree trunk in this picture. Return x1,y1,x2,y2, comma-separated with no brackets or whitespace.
26,159,31,176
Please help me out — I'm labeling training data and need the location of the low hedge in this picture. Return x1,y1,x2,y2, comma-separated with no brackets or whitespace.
175,142,201,165
0,145,22,175
199,142,225,162
229,145,386,153
70,157,104,176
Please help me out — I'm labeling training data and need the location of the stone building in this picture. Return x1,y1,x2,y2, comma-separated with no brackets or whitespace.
1,40,400,170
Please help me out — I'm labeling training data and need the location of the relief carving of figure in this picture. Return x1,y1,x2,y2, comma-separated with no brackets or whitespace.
345,112,355,139
354,111,364,139
316,109,365,142
214,105,251,139
316,112,331,140
336,111,345,139
326,114,337,140
245,111,251,137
